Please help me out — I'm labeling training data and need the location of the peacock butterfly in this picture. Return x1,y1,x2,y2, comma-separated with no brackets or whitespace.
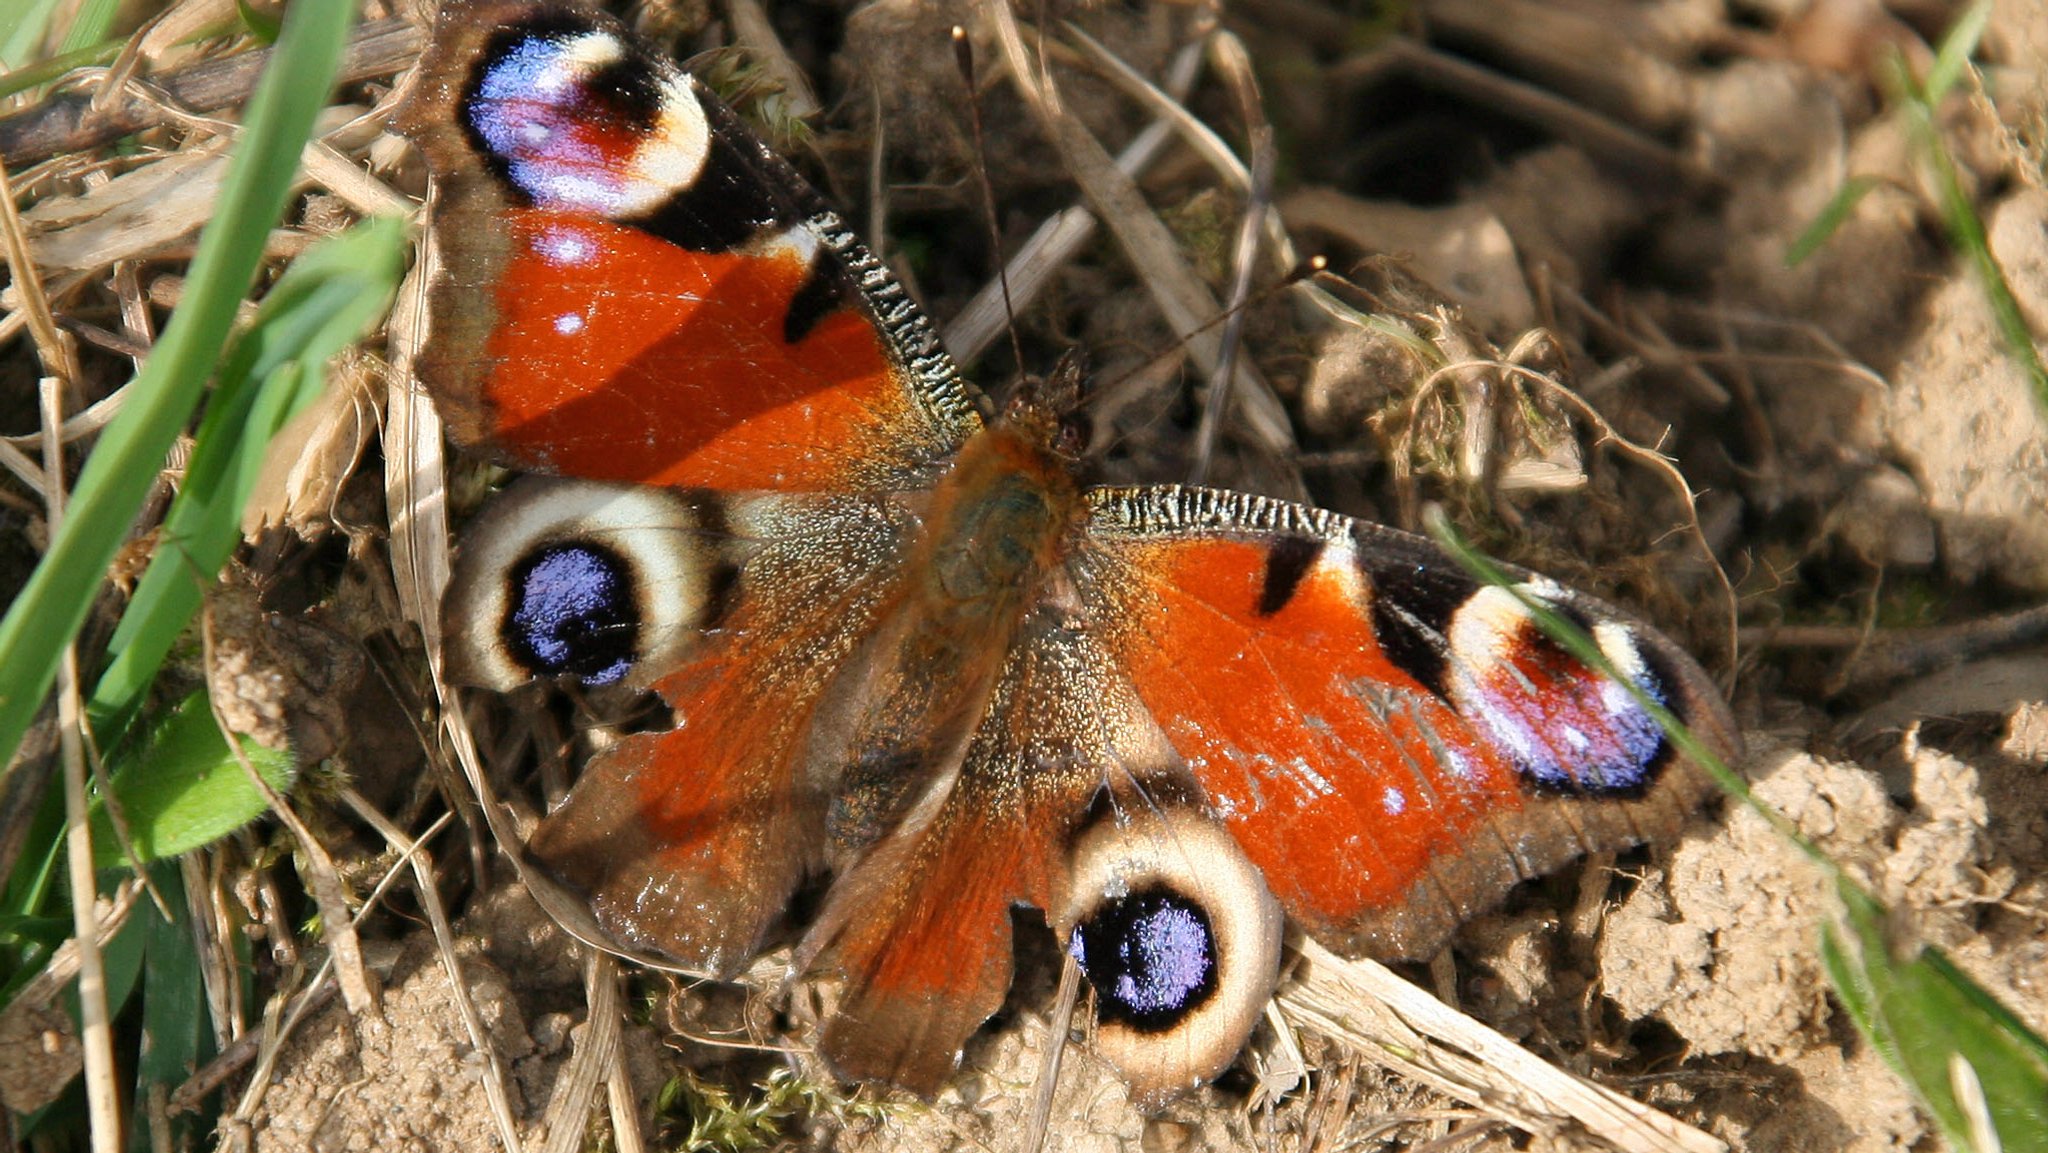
397,0,1742,1107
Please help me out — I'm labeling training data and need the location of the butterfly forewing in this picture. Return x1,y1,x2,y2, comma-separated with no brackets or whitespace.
1072,485,1739,958
402,0,980,493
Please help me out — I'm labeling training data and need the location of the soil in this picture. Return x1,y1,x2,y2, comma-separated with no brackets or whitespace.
7,0,2048,1150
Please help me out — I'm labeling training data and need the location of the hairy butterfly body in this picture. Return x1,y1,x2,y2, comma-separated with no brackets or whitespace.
401,0,1742,1106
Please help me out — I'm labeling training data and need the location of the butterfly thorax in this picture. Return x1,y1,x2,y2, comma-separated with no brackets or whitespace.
820,419,1083,858
920,418,1083,614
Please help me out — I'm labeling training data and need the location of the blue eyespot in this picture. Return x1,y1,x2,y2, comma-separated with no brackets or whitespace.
1070,887,1218,1032
502,542,638,686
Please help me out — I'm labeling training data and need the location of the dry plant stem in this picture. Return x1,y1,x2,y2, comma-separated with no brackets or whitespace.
1417,0,1691,134
1021,956,1083,1153
1060,23,1301,275
0,165,82,390
606,1059,646,1153
1710,310,1782,498
342,789,526,1153
41,378,120,1149
302,139,414,219
941,39,1203,366
981,0,1295,458
1548,281,1731,409
0,437,45,492
1746,601,2048,688
1255,998,1309,1106
0,19,424,167
1190,124,1275,484
385,246,450,648
183,856,236,1056
1284,940,1726,1153
174,972,338,1117
225,966,337,1142
725,0,820,120
865,85,887,266
1329,39,1701,193
199,610,379,1016
112,260,154,371
538,951,628,1153
5,878,143,1007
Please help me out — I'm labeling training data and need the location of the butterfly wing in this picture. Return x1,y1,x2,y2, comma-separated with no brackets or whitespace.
401,0,981,493
402,0,988,974
1072,485,1741,959
800,606,1282,1106
517,491,916,975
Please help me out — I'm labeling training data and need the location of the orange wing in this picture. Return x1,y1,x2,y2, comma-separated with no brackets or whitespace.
520,492,915,975
798,608,1281,1106
1073,486,1741,959
401,0,980,493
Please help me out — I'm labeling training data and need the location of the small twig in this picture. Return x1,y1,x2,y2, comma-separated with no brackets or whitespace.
342,788,524,1152
1282,939,1725,1153
1329,38,1705,192
43,375,118,1150
539,951,627,1153
981,0,1296,459
1190,124,1274,483
941,38,1204,366
0,160,82,392
0,19,423,167
1021,955,1081,1153
1745,601,2048,690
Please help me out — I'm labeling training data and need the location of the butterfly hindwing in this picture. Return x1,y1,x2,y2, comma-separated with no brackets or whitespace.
517,490,917,976
402,0,981,493
801,606,1282,1106
1073,485,1740,959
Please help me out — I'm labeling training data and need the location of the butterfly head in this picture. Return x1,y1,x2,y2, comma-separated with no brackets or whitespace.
997,350,1092,466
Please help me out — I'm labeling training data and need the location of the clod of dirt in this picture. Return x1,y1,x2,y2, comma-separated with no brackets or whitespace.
251,885,604,1152
1884,188,2048,591
1601,728,2048,1151
253,940,543,1152
1601,747,1874,1060
0,1002,81,1114
205,578,365,764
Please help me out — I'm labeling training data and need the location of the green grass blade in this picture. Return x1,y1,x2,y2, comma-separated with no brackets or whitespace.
0,39,122,100
87,216,409,738
134,863,211,1143
1827,885,2048,1152
0,0,355,774
1785,176,1879,267
53,0,119,55
1925,0,1992,101
0,0,66,69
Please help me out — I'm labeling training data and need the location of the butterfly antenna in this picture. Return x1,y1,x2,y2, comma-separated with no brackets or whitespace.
953,26,1029,377
1188,123,1276,485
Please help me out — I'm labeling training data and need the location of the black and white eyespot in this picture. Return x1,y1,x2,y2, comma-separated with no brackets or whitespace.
1441,582,1673,795
465,20,711,219
1054,807,1282,1107
443,477,715,691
